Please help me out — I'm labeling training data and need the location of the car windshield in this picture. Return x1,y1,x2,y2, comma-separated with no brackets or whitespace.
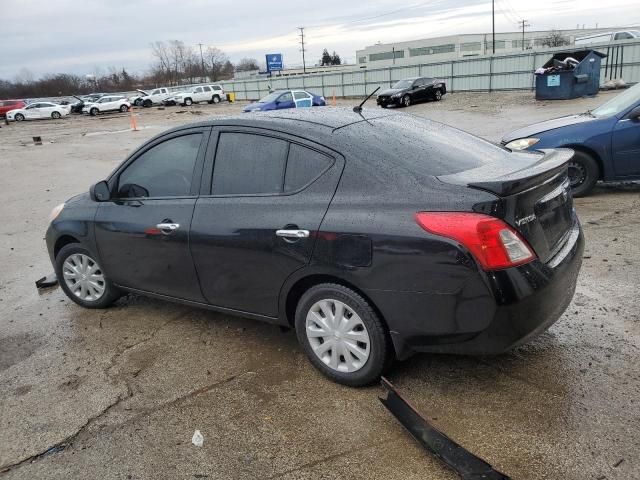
258,92,285,103
392,80,414,89
591,82,640,117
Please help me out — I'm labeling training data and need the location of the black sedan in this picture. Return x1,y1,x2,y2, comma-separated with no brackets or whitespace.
45,108,583,387
376,77,446,108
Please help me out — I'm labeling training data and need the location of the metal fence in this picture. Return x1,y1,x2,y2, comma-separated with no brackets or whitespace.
217,40,640,100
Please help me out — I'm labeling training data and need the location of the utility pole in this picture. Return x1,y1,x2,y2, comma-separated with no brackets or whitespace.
492,0,495,54
197,43,206,82
298,27,307,74
518,20,530,50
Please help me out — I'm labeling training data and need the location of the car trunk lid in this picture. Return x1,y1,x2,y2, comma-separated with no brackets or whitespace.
437,148,575,264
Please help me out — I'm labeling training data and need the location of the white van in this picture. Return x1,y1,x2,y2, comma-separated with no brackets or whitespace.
575,30,640,46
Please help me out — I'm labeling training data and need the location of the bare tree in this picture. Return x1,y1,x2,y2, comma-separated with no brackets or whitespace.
206,47,229,81
235,58,259,72
541,30,570,48
14,67,35,85
150,41,172,84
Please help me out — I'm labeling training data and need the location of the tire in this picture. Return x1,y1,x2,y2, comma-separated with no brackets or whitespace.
434,89,442,101
401,94,411,107
295,283,392,387
15,113,25,122
212,95,220,104
51,111,61,119
184,98,193,106
142,100,152,108
120,104,129,112
55,244,121,309
134,99,143,107
568,150,599,197
90,107,98,116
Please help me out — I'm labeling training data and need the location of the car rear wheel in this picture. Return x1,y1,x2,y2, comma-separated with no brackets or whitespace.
14,113,25,122
90,108,98,116
568,151,599,197
212,95,220,104
434,89,442,101
120,104,129,112
402,94,411,107
51,111,61,119
184,98,193,106
295,283,391,387
55,244,121,309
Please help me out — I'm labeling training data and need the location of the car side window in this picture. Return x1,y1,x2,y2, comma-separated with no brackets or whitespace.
212,133,288,195
195,87,203,93
284,144,333,192
203,86,211,92
293,91,310,100
278,92,293,103
117,133,202,198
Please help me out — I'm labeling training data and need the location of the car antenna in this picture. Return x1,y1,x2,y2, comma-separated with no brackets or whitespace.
353,87,380,113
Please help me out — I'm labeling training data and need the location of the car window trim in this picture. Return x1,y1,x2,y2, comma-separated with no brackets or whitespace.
108,127,212,201
202,126,336,198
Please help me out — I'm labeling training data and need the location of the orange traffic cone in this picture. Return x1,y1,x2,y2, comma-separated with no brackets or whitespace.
129,105,138,131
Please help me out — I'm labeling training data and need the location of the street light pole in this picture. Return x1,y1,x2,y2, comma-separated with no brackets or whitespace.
492,0,495,54
198,43,206,82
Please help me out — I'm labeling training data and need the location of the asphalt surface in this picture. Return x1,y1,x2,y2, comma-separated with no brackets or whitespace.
0,92,638,479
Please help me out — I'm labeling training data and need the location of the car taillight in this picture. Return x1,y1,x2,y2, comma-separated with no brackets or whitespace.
415,212,536,271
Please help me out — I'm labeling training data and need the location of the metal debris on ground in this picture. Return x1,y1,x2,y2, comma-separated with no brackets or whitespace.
35,272,58,289
32,136,42,145
379,377,512,480
191,430,204,447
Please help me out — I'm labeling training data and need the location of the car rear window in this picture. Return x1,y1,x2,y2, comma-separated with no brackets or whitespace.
357,115,507,176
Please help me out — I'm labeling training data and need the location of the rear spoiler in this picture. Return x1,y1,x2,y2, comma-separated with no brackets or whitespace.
437,148,573,197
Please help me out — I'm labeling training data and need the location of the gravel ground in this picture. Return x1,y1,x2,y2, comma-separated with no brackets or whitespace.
0,91,638,480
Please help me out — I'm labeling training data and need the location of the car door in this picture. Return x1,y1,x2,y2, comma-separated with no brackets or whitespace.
293,91,313,108
24,103,42,119
192,87,204,102
94,127,210,301
202,86,212,102
276,92,295,109
190,128,344,317
413,78,428,101
40,102,56,117
611,107,640,176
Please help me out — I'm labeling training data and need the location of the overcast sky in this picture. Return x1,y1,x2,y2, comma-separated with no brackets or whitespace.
1,0,639,79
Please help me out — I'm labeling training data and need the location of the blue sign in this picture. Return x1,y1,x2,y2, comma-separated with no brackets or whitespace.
266,53,283,72
547,75,561,87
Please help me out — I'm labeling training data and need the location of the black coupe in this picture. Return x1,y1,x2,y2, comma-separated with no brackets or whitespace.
376,77,446,108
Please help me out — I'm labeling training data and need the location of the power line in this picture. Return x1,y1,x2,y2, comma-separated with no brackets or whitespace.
518,19,531,49
298,27,307,74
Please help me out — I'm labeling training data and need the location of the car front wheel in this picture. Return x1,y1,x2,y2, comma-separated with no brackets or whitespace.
14,113,25,121
295,283,391,387
434,89,442,101
90,108,98,116
51,111,62,119
184,98,193,106
55,244,121,309
401,94,411,107
568,150,599,197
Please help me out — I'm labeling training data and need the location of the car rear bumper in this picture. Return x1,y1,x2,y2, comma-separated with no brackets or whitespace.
369,219,584,359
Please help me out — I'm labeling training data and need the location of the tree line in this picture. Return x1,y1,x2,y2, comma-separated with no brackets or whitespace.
0,40,262,98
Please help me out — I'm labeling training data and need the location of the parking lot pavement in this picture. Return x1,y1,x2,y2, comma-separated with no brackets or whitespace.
0,93,638,479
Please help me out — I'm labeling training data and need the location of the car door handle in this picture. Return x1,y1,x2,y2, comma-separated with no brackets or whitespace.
156,222,180,234
276,229,309,239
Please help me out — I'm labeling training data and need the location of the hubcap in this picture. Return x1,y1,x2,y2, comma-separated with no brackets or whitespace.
568,161,586,188
305,299,370,373
62,254,106,302
403,96,410,106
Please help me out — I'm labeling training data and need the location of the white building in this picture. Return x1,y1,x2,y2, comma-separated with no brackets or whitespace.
356,27,639,67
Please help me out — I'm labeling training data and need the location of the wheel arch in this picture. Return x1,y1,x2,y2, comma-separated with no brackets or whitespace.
282,273,390,336
54,234,80,259
560,144,604,179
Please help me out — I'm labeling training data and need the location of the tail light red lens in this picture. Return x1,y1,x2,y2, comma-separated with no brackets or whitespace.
415,212,536,271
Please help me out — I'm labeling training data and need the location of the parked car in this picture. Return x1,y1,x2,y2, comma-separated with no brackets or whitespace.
0,99,26,118
6,102,71,121
139,87,172,107
575,29,640,45
376,77,446,108
171,85,225,106
502,82,640,196
45,108,583,386
243,89,325,112
128,90,148,107
82,96,131,116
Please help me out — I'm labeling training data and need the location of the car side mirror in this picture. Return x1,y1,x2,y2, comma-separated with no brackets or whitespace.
628,105,640,120
90,180,111,202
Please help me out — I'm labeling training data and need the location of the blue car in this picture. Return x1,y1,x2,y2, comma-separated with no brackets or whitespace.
502,83,640,196
243,89,326,113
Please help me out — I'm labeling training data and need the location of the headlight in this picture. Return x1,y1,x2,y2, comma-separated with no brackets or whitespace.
49,203,65,222
505,138,540,151
391,93,402,98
